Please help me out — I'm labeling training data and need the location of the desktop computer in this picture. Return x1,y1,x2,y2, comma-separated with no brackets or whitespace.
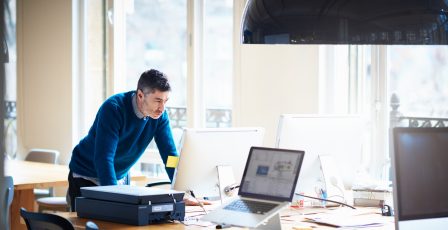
173,127,265,201
276,114,364,206
392,127,448,230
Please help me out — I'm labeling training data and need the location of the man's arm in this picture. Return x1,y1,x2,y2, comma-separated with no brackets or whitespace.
94,102,122,185
154,111,178,181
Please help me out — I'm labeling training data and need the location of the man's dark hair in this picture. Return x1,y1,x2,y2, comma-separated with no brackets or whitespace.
137,69,171,94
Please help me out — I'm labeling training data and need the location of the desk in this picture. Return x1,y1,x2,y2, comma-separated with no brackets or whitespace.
57,206,394,229
6,159,69,230
5,159,148,230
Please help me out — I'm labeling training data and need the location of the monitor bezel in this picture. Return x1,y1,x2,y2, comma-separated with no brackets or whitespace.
238,146,305,202
393,127,448,221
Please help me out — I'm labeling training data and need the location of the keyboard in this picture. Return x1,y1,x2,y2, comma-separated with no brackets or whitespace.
224,199,278,214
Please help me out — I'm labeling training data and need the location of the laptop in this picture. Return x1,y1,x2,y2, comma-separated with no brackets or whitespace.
392,127,448,230
202,146,304,228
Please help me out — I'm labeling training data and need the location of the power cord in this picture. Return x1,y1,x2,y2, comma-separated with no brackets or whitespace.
295,193,356,209
223,185,354,209
223,184,240,196
169,193,178,220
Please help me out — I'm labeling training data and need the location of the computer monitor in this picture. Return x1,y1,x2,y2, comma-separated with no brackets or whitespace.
173,127,265,199
392,127,448,230
275,114,364,200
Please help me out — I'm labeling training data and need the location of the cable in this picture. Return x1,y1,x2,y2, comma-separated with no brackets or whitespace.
169,193,178,221
223,184,240,196
224,184,354,209
295,193,356,209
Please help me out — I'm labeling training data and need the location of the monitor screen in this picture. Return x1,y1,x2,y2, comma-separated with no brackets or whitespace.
275,115,364,198
173,127,264,199
393,127,448,221
239,147,304,202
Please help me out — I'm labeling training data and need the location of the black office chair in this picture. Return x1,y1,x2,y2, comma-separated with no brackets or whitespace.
20,208,100,230
0,176,14,230
20,207,74,230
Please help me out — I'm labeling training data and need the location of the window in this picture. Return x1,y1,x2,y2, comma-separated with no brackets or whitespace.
387,46,448,118
126,0,187,134
203,0,233,128
122,0,234,178
322,44,448,184
4,0,17,159
74,0,107,142
319,45,379,182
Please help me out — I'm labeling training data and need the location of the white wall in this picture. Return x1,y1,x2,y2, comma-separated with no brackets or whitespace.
17,0,74,164
234,45,320,146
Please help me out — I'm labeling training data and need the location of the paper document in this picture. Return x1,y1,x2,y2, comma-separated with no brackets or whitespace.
303,208,393,228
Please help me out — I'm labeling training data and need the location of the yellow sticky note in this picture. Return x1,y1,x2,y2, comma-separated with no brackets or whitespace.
166,156,179,168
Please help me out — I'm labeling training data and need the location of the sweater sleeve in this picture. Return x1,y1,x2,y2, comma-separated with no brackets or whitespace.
94,101,122,185
154,111,178,181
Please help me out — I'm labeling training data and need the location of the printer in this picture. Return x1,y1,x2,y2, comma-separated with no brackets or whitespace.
76,185,185,226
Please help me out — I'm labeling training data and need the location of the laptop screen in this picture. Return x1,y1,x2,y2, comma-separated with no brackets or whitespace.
238,147,304,202
393,127,448,221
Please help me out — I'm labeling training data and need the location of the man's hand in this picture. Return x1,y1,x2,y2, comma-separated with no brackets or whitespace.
183,197,212,206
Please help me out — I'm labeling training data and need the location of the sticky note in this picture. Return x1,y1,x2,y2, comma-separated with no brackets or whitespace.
166,155,179,168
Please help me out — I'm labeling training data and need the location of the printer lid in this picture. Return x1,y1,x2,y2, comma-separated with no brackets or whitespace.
80,185,184,205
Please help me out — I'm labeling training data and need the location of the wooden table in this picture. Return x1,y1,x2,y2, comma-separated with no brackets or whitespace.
57,205,395,229
5,159,148,230
6,159,69,230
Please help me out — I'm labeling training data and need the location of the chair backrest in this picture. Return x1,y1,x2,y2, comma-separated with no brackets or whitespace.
25,149,59,164
20,208,75,230
0,176,14,230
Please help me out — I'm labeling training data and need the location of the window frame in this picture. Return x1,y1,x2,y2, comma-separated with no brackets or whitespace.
108,0,236,129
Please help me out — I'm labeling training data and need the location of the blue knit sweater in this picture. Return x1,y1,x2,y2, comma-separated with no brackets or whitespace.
69,91,178,185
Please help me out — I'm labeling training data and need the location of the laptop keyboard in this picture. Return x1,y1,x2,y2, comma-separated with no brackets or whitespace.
224,199,278,214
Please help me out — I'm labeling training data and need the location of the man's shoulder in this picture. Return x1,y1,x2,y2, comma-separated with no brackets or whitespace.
98,91,133,115
105,91,134,105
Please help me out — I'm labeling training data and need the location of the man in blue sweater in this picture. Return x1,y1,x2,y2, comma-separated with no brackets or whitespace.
67,69,178,210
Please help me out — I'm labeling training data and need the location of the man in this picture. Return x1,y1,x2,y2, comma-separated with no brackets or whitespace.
67,69,178,210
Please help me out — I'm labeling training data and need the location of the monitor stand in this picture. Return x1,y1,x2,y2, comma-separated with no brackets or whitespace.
252,213,282,230
217,214,282,230
216,165,237,204
319,155,347,205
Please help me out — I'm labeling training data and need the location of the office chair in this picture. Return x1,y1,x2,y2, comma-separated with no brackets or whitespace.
20,208,100,230
36,196,70,212
0,176,14,230
20,207,75,230
25,149,59,198
25,148,59,164
25,149,69,212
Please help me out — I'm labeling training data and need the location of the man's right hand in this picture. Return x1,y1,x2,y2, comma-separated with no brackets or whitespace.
183,197,212,206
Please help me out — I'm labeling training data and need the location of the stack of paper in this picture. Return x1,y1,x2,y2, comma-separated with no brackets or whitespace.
303,208,393,228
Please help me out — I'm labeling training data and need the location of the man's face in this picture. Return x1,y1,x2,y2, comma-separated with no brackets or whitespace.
137,89,170,119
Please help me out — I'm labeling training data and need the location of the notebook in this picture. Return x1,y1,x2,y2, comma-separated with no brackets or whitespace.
202,146,304,228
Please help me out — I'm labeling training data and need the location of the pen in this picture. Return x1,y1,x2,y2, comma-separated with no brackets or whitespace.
189,190,207,214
